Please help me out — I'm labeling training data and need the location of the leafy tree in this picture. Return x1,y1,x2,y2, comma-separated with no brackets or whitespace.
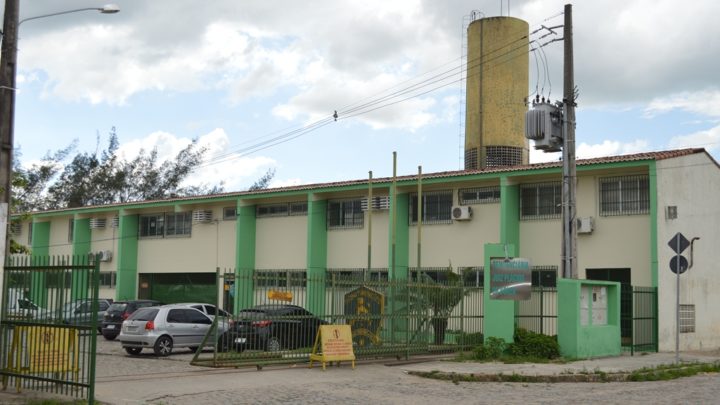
248,168,276,191
13,127,226,210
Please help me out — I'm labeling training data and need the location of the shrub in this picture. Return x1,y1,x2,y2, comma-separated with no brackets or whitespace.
457,332,484,346
472,336,506,360
506,328,560,359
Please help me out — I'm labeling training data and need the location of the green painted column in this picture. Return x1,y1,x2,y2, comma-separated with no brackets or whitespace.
235,203,256,312
116,214,138,301
389,192,409,280
30,221,50,307
648,162,658,288
306,196,327,316
500,176,520,248
483,243,517,343
71,218,92,300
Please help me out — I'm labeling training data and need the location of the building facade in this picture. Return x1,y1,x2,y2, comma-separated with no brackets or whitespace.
7,148,720,351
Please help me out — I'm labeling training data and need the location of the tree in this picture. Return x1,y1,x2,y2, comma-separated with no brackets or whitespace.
248,168,275,191
13,127,226,210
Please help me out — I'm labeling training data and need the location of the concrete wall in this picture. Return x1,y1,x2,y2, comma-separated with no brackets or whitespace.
256,215,307,269
656,153,720,351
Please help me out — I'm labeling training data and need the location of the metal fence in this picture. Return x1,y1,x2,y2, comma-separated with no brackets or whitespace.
622,286,658,354
192,268,484,368
1,256,99,404
515,287,557,336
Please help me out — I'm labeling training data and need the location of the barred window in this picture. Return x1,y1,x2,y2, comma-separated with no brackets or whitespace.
223,207,237,220
257,201,308,218
165,212,192,237
68,218,74,242
679,304,695,333
532,266,557,287
100,272,116,288
520,182,562,220
327,199,364,229
410,190,453,225
255,270,306,287
459,186,500,205
140,212,191,238
599,175,649,216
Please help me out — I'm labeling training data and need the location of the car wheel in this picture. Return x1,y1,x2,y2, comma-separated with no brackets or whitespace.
103,333,118,341
266,336,283,352
125,347,142,355
154,336,173,356
217,334,231,353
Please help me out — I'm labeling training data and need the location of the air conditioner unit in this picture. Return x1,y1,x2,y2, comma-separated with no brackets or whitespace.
452,206,472,221
361,196,390,211
576,216,595,234
89,218,107,229
192,210,213,223
98,250,113,262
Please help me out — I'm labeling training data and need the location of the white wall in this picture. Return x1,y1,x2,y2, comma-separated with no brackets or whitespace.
656,153,720,351
255,215,307,269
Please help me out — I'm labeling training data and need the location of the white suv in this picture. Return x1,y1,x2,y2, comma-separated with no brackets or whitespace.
119,304,227,356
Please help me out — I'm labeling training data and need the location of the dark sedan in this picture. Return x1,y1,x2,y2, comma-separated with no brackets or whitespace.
218,304,327,352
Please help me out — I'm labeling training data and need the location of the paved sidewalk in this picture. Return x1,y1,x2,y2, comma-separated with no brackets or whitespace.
0,350,719,404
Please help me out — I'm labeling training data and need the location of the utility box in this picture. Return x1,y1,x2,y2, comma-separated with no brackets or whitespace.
525,102,563,152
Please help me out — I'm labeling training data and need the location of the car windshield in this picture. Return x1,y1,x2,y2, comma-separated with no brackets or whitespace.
129,308,158,321
108,303,128,312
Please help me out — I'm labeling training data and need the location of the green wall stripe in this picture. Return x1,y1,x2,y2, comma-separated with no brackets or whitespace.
235,204,257,311
306,197,327,315
71,218,92,300
649,161,658,288
389,192,409,280
500,177,520,249
116,215,138,301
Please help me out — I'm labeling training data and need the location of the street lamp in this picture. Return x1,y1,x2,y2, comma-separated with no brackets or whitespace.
0,2,120,259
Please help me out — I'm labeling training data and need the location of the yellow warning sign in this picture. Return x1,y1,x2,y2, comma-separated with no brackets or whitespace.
267,290,293,302
309,325,355,370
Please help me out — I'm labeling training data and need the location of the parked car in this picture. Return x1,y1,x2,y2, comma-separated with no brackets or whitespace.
101,300,164,340
62,298,113,332
217,304,327,353
174,303,232,319
4,289,52,320
119,304,228,356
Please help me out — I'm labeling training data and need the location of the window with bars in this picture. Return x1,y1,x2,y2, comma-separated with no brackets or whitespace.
139,212,191,238
459,186,501,205
255,271,307,287
257,201,308,218
223,207,237,220
599,175,650,216
679,304,695,333
520,182,562,220
409,190,453,225
327,199,364,229
532,266,557,287
100,272,116,288
68,218,74,242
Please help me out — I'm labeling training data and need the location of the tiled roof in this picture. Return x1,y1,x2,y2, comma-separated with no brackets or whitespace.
27,148,709,215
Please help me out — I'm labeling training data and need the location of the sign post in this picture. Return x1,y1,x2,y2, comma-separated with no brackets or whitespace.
668,232,690,364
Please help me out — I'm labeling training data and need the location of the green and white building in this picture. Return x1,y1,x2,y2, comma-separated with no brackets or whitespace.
8,147,720,352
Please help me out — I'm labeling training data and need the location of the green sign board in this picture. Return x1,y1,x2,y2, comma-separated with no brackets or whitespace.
490,258,531,300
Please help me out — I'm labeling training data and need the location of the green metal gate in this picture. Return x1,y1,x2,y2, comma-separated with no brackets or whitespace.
1,256,100,403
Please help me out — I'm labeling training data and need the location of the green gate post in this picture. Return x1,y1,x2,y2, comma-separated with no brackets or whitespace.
306,197,327,316
235,203,256,311
30,221,50,307
71,218,92,301
483,243,517,343
388,191,409,343
116,214,138,301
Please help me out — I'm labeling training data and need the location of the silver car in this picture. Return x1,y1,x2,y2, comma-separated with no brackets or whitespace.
119,304,226,356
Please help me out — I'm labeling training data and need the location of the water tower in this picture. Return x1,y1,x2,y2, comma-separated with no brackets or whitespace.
464,16,529,170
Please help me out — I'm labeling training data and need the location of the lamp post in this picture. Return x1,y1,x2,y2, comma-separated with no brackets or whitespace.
0,2,120,262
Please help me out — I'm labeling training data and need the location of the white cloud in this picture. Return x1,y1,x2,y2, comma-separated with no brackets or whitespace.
269,178,303,189
117,128,276,191
529,139,650,164
644,89,720,118
669,125,720,152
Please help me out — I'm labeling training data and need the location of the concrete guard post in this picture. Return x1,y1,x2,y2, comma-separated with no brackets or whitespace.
483,243,516,343
558,279,622,358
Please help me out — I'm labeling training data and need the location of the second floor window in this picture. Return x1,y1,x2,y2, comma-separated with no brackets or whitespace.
410,190,453,225
520,182,562,220
327,199,363,229
140,212,191,238
599,175,649,216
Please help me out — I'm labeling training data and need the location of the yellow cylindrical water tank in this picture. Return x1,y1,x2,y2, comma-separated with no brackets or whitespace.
464,16,529,170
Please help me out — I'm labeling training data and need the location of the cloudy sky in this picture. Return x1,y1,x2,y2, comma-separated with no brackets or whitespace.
5,0,720,192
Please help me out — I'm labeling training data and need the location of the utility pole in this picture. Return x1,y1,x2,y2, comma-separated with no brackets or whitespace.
561,3,577,279
0,0,20,269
